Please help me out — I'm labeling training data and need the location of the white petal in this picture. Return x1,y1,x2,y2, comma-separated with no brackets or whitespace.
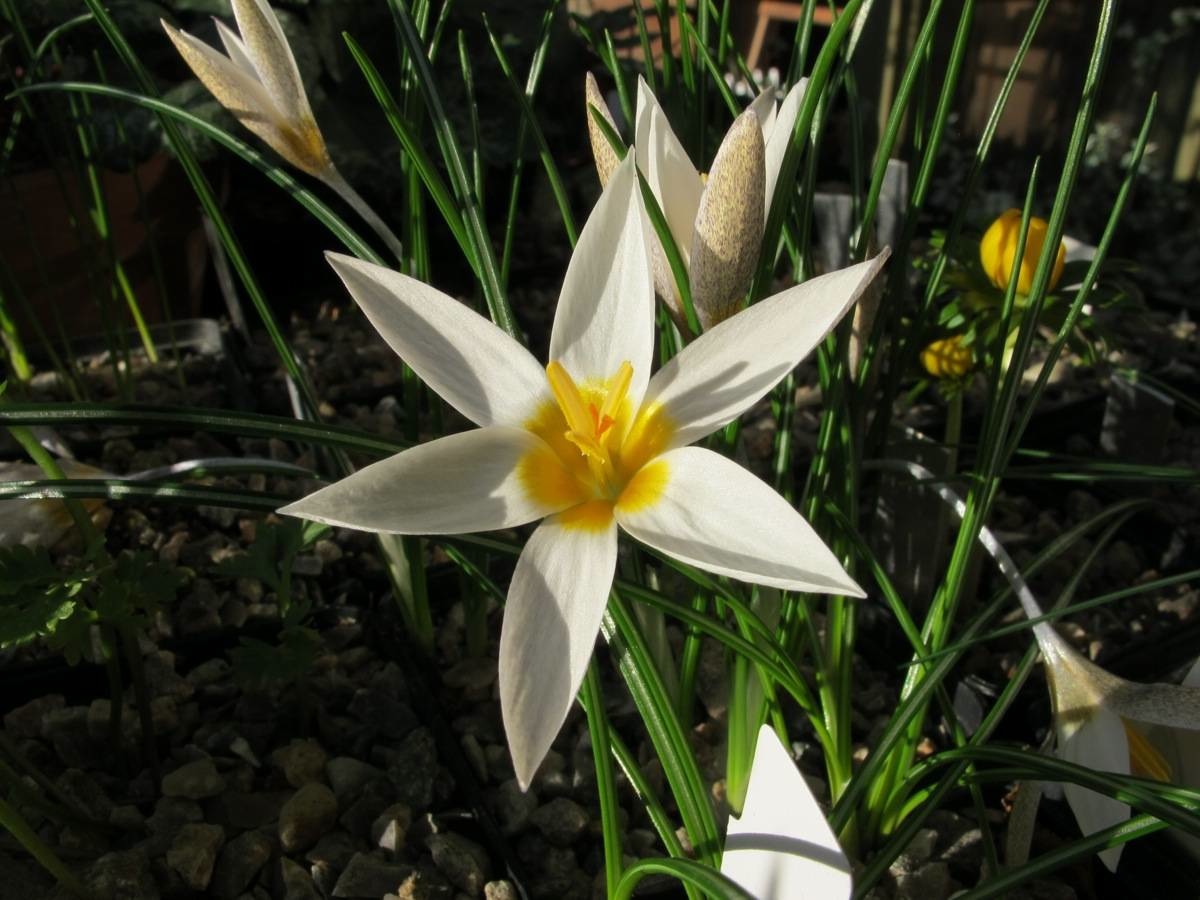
326,253,546,428
634,76,703,257
1057,706,1130,872
214,18,257,76
231,0,314,127
1105,677,1200,733
764,78,808,223
642,252,888,449
162,22,280,136
278,426,566,534
747,89,777,144
500,513,618,789
721,725,852,899
550,155,654,404
615,447,863,595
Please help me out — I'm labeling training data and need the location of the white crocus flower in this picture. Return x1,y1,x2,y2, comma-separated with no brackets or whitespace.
586,74,807,330
1036,622,1200,870
281,155,887,787
879,457,1200,872
162,0,402,258
721,725,852,899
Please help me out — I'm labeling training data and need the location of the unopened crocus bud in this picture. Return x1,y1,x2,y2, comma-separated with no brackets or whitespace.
979,209,1065,295
920,335,973,379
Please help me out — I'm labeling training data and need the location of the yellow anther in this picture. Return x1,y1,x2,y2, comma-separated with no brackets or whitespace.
546,361,593,437
599,361,634,425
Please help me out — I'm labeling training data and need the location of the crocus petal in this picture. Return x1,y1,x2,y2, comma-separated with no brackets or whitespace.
1056,706,1131,872
634,76,703,254
499,512,618,789
721,725,852,899
764,78,807,222
616,447,863,595
689,109,765,330
326,253,546,428
162,22,280,139
634,77,703,313
584,72,621,190
747,89,777,143
642,252,888,449
214,18,257,75
231,0,314,127
550,155,654,405
279,426,569,534
1104,677,1200,733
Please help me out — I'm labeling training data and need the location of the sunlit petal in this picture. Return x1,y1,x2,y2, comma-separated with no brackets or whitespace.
499,512,618,789
690,109,765,329
721,725,852,899
162,22,280,138
231,0,314,128
326,253,546,428
763,78,807,222
642,252,888,449
747,89,777,144
1056,706,1130,873
616,447,863,595
550,155,654,405
279,427,568,534
214,18,256,76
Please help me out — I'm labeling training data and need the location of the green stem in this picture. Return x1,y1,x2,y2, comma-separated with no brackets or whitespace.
0,793,89,898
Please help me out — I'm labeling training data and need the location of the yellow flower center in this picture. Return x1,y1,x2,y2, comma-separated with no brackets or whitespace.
518,361,675,529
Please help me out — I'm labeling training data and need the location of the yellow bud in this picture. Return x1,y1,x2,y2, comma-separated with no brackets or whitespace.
920,335,974,380
979,209,1065,294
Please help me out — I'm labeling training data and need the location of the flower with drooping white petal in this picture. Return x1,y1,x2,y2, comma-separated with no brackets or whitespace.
585,73,807,330
280,154,887,789
721,725,852,899
1036,622,1200,871
163,0,332,178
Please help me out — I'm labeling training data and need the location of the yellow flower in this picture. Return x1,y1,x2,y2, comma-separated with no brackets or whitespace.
979,209,1065,295
920,335,973,379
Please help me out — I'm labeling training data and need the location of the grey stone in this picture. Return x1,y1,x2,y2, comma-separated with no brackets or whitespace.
305,830,358,871
341,792,393,840
279,857,322,900
88,849,159,900
890,827,938,875
441,659,496,692
55,768,114,821
144,796,204,855
484,881,519,900
489,780,536,836
273,740,328,788
392,867,454,900
331,852,413,898
387,728,437,811
370,803,412,851
42,706,94,768
348,688,418,740
326,756,384,804
528,797,588,847
3,694,63,740
167,823,225,891
162,758,226,800
279,783,338,853
428,833,490,895
211,829,274,899
212,790,290,830
186,658,230,688
893,861,950,900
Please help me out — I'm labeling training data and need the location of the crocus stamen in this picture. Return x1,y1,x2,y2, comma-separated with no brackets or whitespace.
545,360,635,495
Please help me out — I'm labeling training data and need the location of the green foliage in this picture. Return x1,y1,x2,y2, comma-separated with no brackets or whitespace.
0,545,84,649
213,517,328,685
